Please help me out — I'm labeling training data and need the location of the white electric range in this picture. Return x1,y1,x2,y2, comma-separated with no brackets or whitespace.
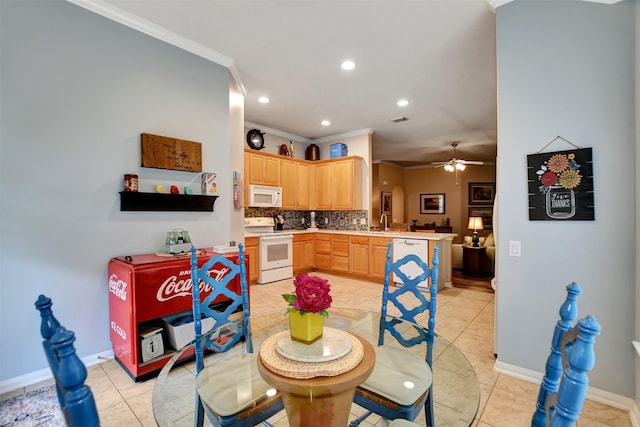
244,217,293,284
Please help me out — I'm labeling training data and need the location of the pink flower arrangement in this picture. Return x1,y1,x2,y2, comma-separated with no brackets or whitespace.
282,273,332,317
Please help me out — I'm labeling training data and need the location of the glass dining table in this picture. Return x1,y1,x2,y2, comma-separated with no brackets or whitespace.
152,308,480,426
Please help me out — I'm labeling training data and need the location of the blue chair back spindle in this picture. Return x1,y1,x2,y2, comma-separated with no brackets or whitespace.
191,246,251,371
35,295,100,426
351,243,439,427
190,245,282,427
380,243,439,348
532,282,601,427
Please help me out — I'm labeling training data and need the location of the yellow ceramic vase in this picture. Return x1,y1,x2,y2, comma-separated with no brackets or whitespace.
289,311,324,344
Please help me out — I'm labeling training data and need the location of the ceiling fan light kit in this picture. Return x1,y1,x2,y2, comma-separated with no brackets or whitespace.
433,142,484,172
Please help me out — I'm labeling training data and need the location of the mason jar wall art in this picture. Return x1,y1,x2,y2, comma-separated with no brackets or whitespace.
527,143,594,221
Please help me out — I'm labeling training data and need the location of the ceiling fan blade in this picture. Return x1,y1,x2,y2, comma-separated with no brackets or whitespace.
460,160,484,165
430,161,451,165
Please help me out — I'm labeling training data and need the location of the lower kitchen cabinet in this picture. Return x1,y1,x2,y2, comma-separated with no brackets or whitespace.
370,236,392,281
293,233,314,274
315,234,331,270
244,237,259,283
349,235,369,276
331,234,349,272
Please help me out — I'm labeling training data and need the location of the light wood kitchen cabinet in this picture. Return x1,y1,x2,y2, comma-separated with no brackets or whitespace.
314,157,363,210
315,163,333,210
349,235,370,276
295,162,311,210
281,159,296,209
333,159,362,210
331,234,349,272
244,237,259,284
315,234,331,270
370,236,392,281
293,234,314,274
281,159,311,210
244,151,280,187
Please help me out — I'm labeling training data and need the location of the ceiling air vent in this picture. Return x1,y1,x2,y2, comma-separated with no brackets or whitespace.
390,116,408,123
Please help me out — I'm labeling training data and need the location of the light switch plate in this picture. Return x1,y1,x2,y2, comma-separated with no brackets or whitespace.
509,240,521,257
360,218,366,225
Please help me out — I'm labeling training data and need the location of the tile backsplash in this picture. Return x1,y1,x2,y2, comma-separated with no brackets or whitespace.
245,208,369,231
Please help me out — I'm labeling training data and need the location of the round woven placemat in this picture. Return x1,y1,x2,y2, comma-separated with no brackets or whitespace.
259,331,364,379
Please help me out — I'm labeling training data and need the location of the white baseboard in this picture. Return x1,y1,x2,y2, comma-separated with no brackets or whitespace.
0,350,114,396
495,359,640,426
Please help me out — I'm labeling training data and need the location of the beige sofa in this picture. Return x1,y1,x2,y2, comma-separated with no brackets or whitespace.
452,233,495,274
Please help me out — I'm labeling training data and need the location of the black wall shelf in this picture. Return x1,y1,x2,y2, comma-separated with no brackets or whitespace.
119,192,218,212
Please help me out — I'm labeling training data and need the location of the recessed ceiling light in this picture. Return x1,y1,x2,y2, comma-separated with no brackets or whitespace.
340,60,356,71
397,99,409,107
258,96,270,104
321,120,331,126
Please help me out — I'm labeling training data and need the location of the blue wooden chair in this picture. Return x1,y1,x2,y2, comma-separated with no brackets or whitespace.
34,295,100,426
532,282,601,427
350,243,439,427
190,245,283,427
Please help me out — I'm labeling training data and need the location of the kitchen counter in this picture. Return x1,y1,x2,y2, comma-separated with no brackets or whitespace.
245,229,457,240
244,228,455,287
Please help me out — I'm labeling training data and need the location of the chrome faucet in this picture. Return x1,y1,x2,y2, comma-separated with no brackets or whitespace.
380,213,389,231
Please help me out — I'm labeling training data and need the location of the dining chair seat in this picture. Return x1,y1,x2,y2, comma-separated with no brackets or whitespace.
196,353,275,417
358,345,432,406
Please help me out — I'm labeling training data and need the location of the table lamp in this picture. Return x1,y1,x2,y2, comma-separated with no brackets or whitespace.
467,217,484,247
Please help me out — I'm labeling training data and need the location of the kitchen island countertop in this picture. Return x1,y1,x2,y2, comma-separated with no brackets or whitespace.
245,229,457,240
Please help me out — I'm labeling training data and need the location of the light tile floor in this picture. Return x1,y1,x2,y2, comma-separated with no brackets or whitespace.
4,272,632,426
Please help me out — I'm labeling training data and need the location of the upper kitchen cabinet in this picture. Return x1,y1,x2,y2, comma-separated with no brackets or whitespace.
315,157,363,210
281,159,312,210
244,150,281,187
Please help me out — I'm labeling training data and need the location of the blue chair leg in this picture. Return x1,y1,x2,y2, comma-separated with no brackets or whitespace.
349,410,372,427
425,392,434,427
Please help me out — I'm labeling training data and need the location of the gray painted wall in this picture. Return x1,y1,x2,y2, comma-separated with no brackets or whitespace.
496,0,635,397
0,1,234,381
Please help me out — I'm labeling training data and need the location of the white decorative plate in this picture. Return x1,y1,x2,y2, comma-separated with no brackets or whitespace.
275,327,352,362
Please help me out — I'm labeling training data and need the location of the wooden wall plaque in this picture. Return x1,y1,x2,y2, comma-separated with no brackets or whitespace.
141,133,202,172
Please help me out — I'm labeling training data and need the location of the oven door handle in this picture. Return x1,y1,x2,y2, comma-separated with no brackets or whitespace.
260,234,293,241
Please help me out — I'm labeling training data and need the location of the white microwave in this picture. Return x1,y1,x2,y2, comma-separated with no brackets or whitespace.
248,184,282,208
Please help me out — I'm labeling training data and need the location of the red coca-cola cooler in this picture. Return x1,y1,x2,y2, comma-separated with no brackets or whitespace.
108,248,249,381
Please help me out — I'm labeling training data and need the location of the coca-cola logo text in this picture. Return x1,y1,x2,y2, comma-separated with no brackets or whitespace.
156,267,230,302
111,320,126,340
109,274,128,301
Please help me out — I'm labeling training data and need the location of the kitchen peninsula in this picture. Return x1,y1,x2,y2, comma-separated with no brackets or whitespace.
244,229,455,288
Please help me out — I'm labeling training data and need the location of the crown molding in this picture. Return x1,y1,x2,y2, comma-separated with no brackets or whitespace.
243,123,374,145
66,0,247,95
485,0,514,13
312,128,374,145
244,122,314,144
486,0,623,13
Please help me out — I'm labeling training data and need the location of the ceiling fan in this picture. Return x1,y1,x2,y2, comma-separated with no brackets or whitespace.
431,142,485,172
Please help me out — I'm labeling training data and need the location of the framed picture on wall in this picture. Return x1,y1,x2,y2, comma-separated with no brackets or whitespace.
469,182,496,205
420,193,445,214
381,191,392,215
468,206,493,230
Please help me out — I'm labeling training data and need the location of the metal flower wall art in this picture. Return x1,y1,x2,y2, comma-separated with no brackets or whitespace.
527,148,594,221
